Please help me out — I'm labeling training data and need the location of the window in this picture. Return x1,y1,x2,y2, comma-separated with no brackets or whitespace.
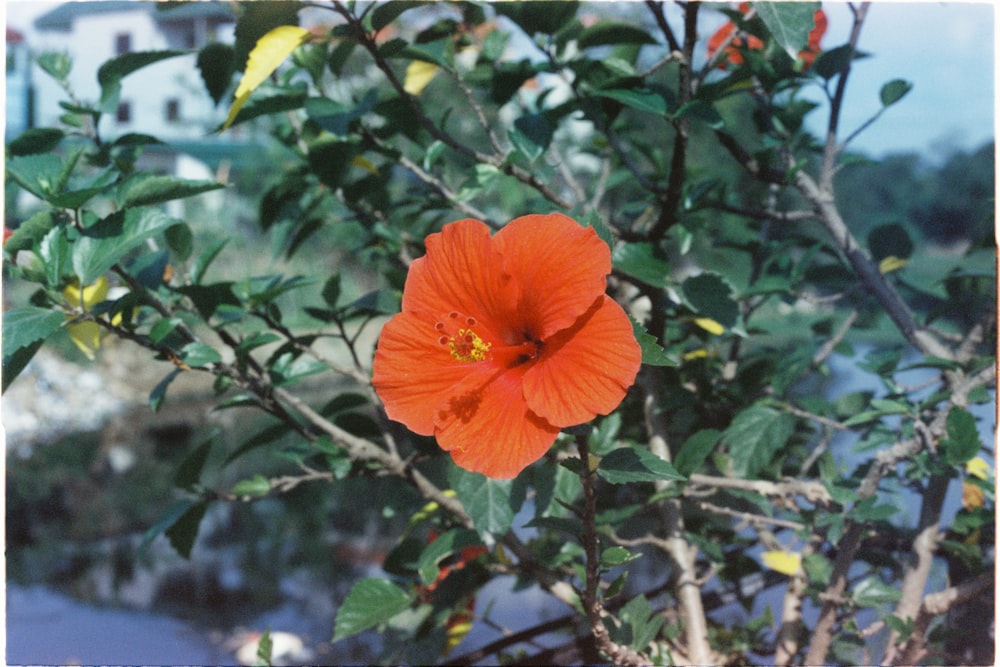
165,99,180,123
115,32,131,56
116,101,131,124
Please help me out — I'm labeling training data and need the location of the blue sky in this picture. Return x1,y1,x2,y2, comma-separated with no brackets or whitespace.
5,0,995,158
810,1,995,158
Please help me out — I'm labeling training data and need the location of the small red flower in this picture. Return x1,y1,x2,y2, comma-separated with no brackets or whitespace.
707,3,827,70
372,213,641,479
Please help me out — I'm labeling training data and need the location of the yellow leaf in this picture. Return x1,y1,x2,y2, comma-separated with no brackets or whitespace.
67,320,103,360
879,255,909,274
403,59,440,96
351,155,379,175
63,276,109,310
761,550,802,576
682,348,709,361
693,317,725,335
223,25,312,131
444,616,473,653
966,456,991,480
962,481,985,510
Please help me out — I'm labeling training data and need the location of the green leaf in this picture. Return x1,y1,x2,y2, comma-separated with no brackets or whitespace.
674,428,721,476
880,79,913,107
494,1,579,36
231,473,271,497
3,339,45,393
630,318,677,367
197,42,236,105
116,173,226,208
7,127,65,156
682,273,739,328
5,153,65,200
191,238,229,285
164,499,209,559
2,307,65,355
333,578,414,642
2,208,57,255
577,22,656,49
416,528,482,585
941,407,980,465
592,88,667,116
867,223,913,261
753,1,821,58
174,437,214,490
597,447,686,485
722,404,796,478
852,575,901,608
97,50,188,112
813,44,854,80
601,546,642,567
449,466,516,538
180,342,222,368
149,368,182,412
73,208,179,285
369,1,428,31
613,242,670,287
673,100,724,128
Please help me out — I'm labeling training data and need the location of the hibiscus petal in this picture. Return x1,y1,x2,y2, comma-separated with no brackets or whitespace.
372,310,473,436
434,364,560,479
523,296,641,427
402,219,516,334
494,213,610,340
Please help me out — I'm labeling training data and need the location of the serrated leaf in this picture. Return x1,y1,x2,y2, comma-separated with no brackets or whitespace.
73,208,179,285
223,26,312,131
613,242,670,287
449,466,516,538
117,173,225,208
753,2,821,58
597,447,686,485
722,404,796,478
630,318,677,367
333,578,414,642
197,42,236,105
880,79,913,107
2,307,65,355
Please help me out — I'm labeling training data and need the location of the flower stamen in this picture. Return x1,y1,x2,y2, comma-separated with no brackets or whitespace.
435,312,492,362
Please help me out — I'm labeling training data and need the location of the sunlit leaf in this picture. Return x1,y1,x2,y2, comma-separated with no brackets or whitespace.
723,404,796,478
403,59,439,95
223,25,312,131
753,2,821,58
879,256,909,274
966,457,991,480
333,578,414,642
693,317,725,335
761,550,802,576
2,307,65,354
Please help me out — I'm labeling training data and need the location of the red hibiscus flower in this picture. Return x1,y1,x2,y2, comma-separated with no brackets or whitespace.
707,3,827,69
372,213,642,479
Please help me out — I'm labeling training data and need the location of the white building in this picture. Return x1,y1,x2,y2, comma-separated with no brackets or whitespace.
31,1,237,142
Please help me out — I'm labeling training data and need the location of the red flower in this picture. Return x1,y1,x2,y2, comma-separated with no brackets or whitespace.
707,3,827,69
372,213,641,479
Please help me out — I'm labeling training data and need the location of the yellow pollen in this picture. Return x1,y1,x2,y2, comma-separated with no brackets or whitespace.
448,328,491,362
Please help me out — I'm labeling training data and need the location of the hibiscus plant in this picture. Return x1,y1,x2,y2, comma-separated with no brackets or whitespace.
3,2,994,665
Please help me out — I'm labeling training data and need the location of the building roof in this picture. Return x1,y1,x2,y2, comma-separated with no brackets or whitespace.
35,1,235,32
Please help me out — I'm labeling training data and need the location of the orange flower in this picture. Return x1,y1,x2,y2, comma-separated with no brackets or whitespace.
707,3,827,69
372,213,641,479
